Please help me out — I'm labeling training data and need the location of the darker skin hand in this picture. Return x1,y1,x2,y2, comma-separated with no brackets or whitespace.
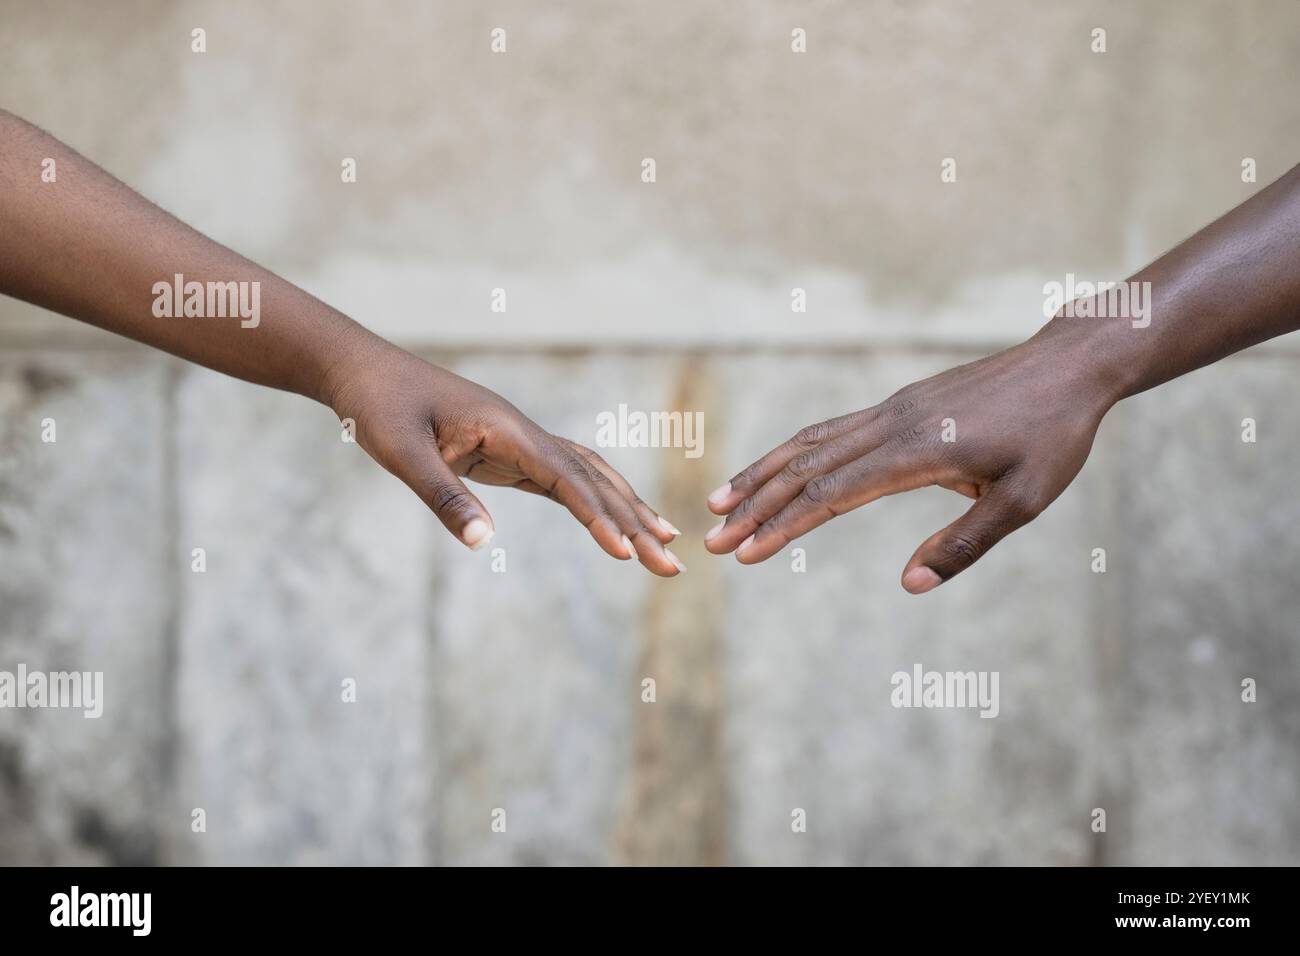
705,320,1116,591
709,160,1300,592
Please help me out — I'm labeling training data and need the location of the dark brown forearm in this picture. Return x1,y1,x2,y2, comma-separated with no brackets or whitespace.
0,108,372,404
1048,163,1300,406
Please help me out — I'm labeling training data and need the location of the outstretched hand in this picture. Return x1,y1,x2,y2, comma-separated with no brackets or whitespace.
325,337,685,576
704,323,1117,592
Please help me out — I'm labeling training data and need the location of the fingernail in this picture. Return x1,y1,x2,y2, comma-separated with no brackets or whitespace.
657,515,681,537
704,520,725,542
707,482,732,507
736,533,755,557
902,566,942,594
462,519,494,551
621,534,636,560
665,548,687,573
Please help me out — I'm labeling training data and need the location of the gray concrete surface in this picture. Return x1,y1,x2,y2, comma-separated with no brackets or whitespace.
2,0,1299,865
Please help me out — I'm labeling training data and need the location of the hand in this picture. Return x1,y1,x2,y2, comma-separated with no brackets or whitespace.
324,335,685,576
704,322,1118,592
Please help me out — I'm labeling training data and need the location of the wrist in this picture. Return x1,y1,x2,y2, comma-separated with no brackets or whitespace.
312,320,398,412
1031,312,1134,416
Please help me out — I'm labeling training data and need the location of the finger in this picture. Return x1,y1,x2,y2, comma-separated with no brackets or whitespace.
436,420,487,467
735,448,931,564
405,453,496,551
899,484,1038,594
706,410,870,515
704,424,890,554
565,441,679,542
589,474,685,577
522,437,681,574
570,454,682,576
539,444,631,560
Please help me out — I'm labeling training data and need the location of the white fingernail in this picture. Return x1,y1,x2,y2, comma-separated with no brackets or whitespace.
463,519,494,551
622,534,636,559
665,548,687,573
658,516,681,537
707,482,732,507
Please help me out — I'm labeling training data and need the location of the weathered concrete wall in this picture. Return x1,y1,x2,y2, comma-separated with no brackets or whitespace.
2,0,1299,865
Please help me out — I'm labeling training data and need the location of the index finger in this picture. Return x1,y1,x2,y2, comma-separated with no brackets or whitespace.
706,409,874,515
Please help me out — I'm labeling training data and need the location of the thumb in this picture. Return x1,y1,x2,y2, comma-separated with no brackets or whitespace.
411,456,496,551
901,484,1036,594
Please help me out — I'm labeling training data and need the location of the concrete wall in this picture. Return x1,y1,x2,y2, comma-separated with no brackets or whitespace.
2,0,1298,865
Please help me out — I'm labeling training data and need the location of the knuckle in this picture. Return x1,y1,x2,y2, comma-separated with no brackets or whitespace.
793,422,830,449
732,464,759,491
561,455,592,482
786,450,820,481
940,533,984,568
440,408,489,444
801,474,838,507
730,493,759,524
430,483,473,517
888,394,917,418
894,424,929,447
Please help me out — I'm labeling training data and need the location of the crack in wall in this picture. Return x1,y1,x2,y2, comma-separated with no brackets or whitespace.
616,358,728,866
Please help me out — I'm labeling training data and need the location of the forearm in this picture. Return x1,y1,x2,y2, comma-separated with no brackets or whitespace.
0,108,372,405
1048,163,1300,406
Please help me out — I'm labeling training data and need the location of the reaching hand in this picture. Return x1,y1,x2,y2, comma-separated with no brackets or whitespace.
326,338,685,576
704,324,1116,592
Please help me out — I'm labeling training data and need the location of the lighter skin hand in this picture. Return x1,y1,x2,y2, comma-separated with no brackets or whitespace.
703,326,1113,593
325,336,687,576
0,109,686,576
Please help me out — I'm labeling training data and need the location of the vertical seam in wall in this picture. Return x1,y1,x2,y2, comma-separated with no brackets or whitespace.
616,354,728,865
157,358,182,864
